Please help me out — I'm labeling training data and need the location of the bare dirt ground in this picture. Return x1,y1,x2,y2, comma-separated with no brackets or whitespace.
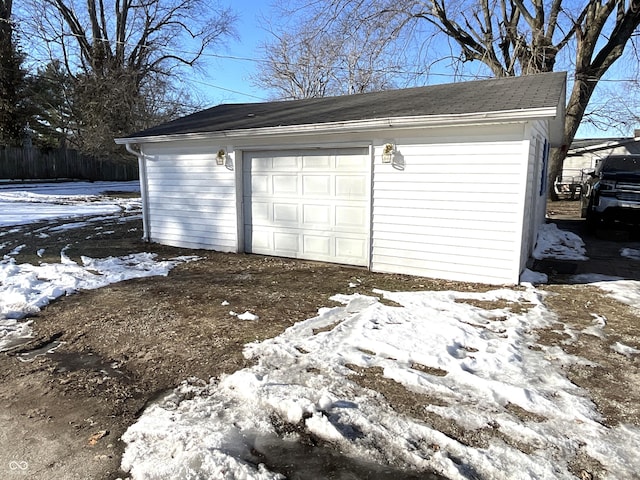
1,197,639,480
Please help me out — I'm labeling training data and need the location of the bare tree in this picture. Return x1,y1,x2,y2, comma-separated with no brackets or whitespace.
22,0,237,155
580,80,640,135
253,5,404,99
271,0,640,199
255,30,335,99
405,0,640,198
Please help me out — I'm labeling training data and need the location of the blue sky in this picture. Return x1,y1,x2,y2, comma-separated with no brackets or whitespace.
192,0,273,105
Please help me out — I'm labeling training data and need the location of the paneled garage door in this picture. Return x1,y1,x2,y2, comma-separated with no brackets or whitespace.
243,148,370,266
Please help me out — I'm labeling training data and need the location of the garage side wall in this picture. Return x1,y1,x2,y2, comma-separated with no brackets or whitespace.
140,144,238,251
520,120,549,275
370,126,527,284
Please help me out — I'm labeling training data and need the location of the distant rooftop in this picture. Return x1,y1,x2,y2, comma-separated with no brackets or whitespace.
569,136,640,155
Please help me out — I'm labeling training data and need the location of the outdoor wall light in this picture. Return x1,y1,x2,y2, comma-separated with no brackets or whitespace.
216,149,226,165
382,143,395,163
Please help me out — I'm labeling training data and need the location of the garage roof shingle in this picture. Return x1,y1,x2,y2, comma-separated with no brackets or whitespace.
126,72,566,139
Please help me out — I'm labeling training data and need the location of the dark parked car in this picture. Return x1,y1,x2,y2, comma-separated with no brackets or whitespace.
581,154,640,231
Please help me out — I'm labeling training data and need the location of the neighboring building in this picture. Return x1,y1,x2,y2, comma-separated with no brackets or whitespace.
116,72,566,285
557,135,640,198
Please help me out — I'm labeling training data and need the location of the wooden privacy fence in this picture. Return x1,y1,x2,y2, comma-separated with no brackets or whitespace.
0,147,139,181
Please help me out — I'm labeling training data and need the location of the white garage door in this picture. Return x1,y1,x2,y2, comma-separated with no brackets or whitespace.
243,148,371,266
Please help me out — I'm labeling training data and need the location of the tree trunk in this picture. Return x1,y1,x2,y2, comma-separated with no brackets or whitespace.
547,73,599,201
0,0,13,53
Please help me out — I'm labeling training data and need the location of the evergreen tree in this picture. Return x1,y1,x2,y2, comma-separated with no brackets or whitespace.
0,0,28,146
24,61,73,149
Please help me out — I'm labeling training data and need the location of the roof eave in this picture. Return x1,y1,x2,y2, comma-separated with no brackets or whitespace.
115,107,562,145
567,137,640,156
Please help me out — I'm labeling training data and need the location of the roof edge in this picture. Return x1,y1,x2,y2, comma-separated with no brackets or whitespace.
115,107,560,145
567,137,640,156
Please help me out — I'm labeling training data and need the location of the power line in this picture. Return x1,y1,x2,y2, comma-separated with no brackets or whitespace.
189,78,268,101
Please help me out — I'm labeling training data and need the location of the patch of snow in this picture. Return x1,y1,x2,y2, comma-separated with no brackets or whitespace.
221,300,230,306
621,248,640,260
17,340,64,362
0,181,140,228
6,244,25,256
0,227,22,238
238,311,259,321
533,223,588,260
230,311,259,321
584,280,640,311
611,342,640,357
582,314,607,338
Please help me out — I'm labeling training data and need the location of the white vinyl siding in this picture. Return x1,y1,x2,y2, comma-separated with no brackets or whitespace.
134,118,555,284
142,149,238,251
371,138,527,284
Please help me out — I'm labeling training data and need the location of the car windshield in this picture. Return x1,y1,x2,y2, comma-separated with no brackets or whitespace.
598,156,640,174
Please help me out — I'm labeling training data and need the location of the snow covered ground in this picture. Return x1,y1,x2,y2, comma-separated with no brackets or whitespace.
532,222,589,261
0,181,141,227
120,288,640,480
1,182,639,479
0,181,196,352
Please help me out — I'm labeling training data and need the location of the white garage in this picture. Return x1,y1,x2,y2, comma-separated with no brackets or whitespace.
243,148,370,266
116,72,566,284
